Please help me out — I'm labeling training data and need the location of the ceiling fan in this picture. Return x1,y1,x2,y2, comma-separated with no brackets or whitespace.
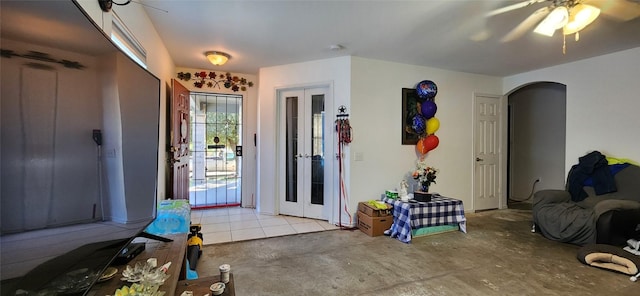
487,0,640,43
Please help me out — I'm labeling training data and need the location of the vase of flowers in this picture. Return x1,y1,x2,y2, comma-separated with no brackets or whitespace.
412,159,437,201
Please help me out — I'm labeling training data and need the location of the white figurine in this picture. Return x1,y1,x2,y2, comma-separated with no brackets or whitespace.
399,180,409,201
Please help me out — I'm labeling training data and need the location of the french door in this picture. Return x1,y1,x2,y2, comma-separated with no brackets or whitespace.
279,87,328,219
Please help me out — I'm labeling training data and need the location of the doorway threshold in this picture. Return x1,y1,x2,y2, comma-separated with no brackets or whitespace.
191,203,241,210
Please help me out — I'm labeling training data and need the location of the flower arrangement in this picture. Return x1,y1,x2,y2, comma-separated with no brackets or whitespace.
412,159,438,192
177,71,254,92
118,259,171,296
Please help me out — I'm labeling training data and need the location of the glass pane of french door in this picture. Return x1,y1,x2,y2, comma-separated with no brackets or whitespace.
310,94,324,205
285,96,298,203
189,93,242,208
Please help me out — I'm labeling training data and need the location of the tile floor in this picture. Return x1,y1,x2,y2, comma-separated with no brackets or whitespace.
190,207,340,245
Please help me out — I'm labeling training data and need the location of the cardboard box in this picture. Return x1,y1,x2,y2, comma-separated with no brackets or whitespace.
357,201,392,217
357,211,393,237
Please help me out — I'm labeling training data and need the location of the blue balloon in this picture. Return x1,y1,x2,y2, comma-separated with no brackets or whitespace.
421,101,437,119
416,80,438,99
411,115,426,135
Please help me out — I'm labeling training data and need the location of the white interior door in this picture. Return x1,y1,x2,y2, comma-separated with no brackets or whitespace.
473,93,503,211
279,88,328,219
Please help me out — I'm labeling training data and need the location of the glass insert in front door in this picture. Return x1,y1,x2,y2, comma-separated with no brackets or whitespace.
189,93,242,208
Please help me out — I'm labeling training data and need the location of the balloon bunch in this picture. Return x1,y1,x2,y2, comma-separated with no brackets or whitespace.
413,80,440,155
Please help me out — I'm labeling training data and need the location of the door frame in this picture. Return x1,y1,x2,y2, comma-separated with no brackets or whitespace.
472,92,507,211
275,82,335,221
188,92,244,208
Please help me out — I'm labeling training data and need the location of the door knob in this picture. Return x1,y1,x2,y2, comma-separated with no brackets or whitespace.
476,157,483,162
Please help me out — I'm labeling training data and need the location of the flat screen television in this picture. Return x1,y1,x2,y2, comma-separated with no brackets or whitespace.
0,1,161,295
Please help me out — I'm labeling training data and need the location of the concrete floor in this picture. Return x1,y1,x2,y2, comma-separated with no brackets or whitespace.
195,208,638,295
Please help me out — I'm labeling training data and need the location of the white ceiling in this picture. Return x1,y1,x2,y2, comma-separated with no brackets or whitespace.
141,0,640,77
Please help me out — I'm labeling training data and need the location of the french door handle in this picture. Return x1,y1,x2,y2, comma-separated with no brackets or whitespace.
476,157,483,162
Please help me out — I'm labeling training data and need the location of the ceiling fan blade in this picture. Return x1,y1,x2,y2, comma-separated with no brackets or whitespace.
486,0,547,17
500,7,550,42
583,0,640,21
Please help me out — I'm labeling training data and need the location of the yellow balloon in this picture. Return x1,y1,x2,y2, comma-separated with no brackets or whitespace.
426,117,440,135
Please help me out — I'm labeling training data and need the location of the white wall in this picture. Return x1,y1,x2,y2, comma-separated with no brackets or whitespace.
176,67,258,208
350,57,502,212
258,57,351,224
258,56,502,226
504,47,640,174
78,1,640,218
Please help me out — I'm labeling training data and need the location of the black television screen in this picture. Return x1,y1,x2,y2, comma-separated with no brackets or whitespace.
0,0,161,295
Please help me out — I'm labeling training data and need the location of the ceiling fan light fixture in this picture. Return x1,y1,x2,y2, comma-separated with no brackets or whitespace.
205,51,231,66
534,6,569,37
563,4,600,35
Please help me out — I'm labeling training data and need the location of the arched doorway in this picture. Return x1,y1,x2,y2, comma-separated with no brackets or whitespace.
507,82,566,208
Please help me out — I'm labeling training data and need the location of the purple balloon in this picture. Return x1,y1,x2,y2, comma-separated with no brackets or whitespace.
421,100,437,119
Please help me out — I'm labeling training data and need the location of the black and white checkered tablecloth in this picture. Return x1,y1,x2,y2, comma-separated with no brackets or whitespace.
383,195,467,243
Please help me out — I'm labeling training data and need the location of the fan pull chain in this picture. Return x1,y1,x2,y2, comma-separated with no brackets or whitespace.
563,32,581,55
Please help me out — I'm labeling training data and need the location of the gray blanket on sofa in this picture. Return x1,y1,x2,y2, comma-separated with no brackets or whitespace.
533,164,640,246
533,190,596,245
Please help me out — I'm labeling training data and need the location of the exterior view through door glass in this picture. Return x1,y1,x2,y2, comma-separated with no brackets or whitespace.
280,88,326,219
189,93,242,208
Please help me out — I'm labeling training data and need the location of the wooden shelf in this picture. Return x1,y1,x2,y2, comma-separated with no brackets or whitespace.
176,274,236,296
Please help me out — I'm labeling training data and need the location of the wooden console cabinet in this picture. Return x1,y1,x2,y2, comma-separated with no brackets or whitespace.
89,233,188,296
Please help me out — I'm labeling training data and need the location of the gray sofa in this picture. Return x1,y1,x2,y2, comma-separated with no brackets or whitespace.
533,164,640,246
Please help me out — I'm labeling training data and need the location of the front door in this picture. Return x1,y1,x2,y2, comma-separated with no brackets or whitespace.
170,79,190,199
279,88,328,219
473,93,503,211
189,93,242,208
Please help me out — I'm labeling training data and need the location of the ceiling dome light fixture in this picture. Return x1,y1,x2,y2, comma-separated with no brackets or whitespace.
205,51,231,66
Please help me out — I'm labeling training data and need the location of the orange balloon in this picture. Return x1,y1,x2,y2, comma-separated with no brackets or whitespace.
416,138,429,155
